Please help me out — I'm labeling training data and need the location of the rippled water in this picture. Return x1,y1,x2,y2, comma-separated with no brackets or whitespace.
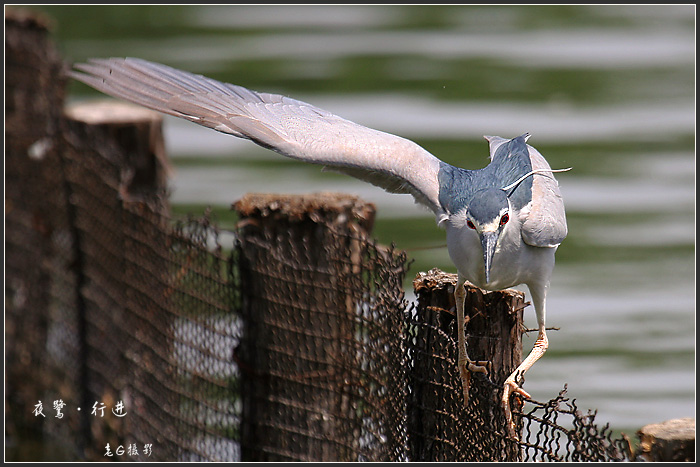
44,5,694,436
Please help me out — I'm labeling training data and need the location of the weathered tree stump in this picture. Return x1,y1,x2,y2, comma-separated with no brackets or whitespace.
5,6,75,456
234,193,378,461
62,100,173,460
64,100,170,206
637,418,695,462
408,268,525,461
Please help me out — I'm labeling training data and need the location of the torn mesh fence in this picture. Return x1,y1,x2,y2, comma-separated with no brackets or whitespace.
6,197,631,461
404,304,629,461
234,204,409,461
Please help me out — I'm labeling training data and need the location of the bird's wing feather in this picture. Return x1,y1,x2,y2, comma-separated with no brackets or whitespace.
484,134,567,247
71,57,444,214
520,145,567,248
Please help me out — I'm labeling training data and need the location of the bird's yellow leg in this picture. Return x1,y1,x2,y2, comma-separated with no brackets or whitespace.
502,325,548,440
455,276,489,405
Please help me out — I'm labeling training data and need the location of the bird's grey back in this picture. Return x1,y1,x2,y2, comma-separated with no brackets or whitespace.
437,134,533,215
489,135,534,211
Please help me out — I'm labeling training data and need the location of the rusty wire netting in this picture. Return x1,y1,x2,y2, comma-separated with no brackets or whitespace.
233,193,409,461
517,385,631,462
7,92,242,461
5,9,84,458
403,301,631,462
404,302,519,462
5,138,636,462
6,10,634,462
5,131,633,462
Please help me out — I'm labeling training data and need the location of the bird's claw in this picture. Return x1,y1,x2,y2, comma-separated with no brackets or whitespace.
502,379,529,441
459,358,491,406
467,359,490,375
505,379,530,399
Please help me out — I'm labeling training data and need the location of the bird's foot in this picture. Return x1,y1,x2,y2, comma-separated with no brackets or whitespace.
458,358,491,405
468,359,491,375
502,378,530,441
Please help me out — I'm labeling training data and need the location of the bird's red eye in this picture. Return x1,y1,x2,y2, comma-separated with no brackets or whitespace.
467,220,476,230
500,214,509,225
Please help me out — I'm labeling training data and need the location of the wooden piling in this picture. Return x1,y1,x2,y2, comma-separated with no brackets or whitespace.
233,193,377,462
409,268,525,461
636,418,695,462
5,6,77,455
64,100,170,207
61,98,176,460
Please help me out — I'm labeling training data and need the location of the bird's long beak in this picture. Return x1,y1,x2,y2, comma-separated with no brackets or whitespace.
481,231,498,284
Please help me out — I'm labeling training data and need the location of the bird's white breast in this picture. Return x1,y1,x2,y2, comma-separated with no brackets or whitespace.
445,214,556,291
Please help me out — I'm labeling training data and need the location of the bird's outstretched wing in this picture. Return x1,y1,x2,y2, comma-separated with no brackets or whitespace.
71,57,444,214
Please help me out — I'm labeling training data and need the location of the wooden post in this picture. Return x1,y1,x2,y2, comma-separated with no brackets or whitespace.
5,7,76,457
409,268,525,461
234,193,376,462
62,100,173,460
636,418,695,462
64,100,171,207
6,8,173,460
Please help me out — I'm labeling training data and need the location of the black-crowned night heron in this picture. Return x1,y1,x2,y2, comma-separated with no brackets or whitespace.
71,58,569,440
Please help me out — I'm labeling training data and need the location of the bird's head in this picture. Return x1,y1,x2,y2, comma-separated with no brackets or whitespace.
465,187,511,284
